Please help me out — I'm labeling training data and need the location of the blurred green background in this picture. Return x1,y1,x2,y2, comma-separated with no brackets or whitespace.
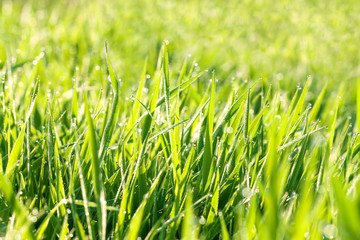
1,0,359,98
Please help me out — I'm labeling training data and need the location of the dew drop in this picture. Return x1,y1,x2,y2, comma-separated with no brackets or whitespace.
323,224,337,239
226,127,233,134
199,216,206,225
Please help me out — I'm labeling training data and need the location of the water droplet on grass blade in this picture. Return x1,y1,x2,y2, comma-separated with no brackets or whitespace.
199,216,206,225
226,127,233,134
323,224,337,239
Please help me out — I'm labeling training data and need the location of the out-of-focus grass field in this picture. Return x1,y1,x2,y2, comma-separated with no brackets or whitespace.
1,0,360,239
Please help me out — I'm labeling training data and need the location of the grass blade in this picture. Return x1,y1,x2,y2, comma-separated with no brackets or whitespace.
85,95,106,240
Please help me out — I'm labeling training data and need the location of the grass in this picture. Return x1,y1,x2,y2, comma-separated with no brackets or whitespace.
1,0,360,239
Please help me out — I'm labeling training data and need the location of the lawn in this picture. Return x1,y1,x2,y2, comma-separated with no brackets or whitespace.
1,0,360,239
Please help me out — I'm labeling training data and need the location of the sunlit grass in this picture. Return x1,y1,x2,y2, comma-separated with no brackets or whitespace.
1,0,360,239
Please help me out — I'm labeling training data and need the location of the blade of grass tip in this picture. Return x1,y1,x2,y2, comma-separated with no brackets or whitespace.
5,78,39,178
328,98,339,156
243,88,251,173
85,94,106,240
142,69,162,142
156,71,205,107
131,58,148,131
163,42,171,126
308,82,327,125
173,58,187,157
72,79,78,120
212,80,260,140
316,98,339,190
226,100,245,147
100,100,110,137
202,72,215,193
5,48,14,101
131,70,203,138
125,59,147,166
25,64,40,190
132,61,148,198
249,107,266,139
47,102,55,204
244,88,250,142
178,56,188,85
163,43,182,233
289,76,310,128
278,90,299,146
99,42,120,161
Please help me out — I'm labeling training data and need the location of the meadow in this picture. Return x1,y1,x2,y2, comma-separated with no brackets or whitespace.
1,0,360,239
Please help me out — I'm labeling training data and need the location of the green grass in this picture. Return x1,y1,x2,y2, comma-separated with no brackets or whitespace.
1,0,360,239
